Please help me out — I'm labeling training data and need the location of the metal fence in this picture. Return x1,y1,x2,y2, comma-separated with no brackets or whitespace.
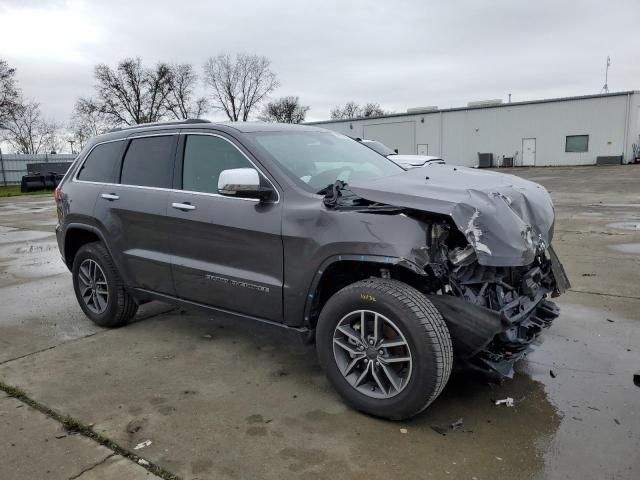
0,153,76,186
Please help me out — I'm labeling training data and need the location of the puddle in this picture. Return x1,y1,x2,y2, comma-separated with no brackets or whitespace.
607,222,640,231
608,243,640,254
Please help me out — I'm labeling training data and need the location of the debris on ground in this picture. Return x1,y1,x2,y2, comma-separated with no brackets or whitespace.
496,456,503,461
587,406,600,411
399,428,408,434
55,434,66,439
450,418,464,431
550,369,557,378
202,334,213,340
133,440,152,450
430,425,448,436
634,372,640,387
606,318,615,323
137,458,150,466
614,419,621,425
495,397,514,407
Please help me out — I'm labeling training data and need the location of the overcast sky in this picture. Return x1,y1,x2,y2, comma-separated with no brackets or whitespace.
2,0,639,125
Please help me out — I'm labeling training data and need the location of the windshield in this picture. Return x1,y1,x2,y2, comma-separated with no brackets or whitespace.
362,140,396,156
249,131,403,193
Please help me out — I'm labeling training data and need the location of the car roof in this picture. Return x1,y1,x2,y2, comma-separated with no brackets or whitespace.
85,120,332,152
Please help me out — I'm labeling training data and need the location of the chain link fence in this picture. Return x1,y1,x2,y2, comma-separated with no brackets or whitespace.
0,153,76,185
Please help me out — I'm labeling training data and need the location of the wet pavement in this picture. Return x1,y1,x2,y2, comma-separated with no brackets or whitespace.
1,166,639,480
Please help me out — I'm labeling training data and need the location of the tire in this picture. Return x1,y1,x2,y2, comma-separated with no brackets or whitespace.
316,278,452,420
72,242,138,328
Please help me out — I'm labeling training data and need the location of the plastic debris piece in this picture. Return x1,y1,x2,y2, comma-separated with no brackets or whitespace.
138,459,150,466
495,397,514,407
399,428,408,434
431,425,448,436
450,418,464,430
203,334,213,340
550,369,557,378
134,440,152,450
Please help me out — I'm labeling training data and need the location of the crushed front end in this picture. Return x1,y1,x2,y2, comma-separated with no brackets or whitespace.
333,165,572,379
427,223,571,378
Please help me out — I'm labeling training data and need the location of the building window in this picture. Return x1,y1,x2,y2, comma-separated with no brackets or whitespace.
565,135,589,153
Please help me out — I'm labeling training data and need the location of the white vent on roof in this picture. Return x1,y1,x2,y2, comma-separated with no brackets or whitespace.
406,106,438,114
467,99,503,107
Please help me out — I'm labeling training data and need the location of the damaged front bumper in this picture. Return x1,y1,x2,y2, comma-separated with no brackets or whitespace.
429,245,570,378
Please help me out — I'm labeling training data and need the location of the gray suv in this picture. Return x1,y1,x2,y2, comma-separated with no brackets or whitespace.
55,120,569,420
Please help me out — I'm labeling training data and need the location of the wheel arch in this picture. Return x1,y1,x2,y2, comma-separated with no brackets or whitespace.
303,254,435,331
63,224,109,269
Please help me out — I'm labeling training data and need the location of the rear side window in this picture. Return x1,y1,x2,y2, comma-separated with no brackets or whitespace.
182,135,253,194
121,136,176,188
76,141,123,183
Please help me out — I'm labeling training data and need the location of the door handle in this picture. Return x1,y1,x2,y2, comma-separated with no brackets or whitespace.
101,193,119,201
172,202,196,211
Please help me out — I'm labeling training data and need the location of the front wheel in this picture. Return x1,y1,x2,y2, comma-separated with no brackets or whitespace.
316,278,452,420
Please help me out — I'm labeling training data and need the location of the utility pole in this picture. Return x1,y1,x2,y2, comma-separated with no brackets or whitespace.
601,56,611,93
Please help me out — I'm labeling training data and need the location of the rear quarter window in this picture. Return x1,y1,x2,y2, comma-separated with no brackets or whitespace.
121,135,176,188
76,141,124,183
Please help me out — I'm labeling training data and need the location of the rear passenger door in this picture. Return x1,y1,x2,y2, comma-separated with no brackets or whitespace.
94,133,178,295
167,132,284,321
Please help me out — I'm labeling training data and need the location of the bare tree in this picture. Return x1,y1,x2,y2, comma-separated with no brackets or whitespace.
330,101,387,120
2,100,58,154
69,98,112,151
259,96,309,124
203,53,279,121
166,63,208,120
92,58,173,126
0,59,21,129
330,101,361,120
361,102,386,118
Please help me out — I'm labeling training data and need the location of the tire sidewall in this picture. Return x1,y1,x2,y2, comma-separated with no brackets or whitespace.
316,281,445,419
72,244,120,327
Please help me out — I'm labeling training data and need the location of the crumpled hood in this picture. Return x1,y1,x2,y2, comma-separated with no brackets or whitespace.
348,165,555,266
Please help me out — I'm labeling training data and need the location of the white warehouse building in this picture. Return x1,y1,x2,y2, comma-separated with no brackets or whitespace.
308,91,640,167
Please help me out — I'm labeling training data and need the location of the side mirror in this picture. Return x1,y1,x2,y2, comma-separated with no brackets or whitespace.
218,168,273,201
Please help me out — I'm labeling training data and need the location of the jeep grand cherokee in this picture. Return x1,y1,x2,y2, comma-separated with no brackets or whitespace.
55,119,569,420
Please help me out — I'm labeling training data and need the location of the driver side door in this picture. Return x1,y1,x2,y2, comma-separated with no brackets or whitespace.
167,132,284,321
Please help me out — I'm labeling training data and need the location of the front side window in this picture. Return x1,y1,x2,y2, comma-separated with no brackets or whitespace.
565,135,589,153
76,141,123,183
120,136,176,188
182,135,253,194
249,131,403,193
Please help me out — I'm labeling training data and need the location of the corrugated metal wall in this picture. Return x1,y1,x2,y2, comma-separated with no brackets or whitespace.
0,153,76,185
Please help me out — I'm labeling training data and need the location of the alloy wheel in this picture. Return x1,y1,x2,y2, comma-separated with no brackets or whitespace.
332,310,413,399
77,259,109,314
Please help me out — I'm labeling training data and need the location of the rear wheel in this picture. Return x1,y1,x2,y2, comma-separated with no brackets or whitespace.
72,242,138,327
316,278,452,420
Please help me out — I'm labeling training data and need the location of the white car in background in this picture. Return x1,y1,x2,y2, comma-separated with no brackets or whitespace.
358,139,446,169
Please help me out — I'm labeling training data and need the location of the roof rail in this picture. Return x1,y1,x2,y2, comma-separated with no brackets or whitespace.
108,118,210,133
